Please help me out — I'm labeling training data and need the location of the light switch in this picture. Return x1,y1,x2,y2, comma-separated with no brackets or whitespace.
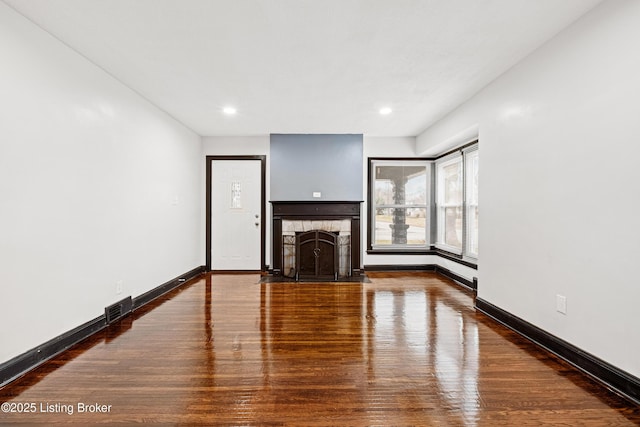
556,294,567,315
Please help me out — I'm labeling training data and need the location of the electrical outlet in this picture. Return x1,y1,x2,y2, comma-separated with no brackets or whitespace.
556,294,567,315
116,280,123,295
313,191,321,198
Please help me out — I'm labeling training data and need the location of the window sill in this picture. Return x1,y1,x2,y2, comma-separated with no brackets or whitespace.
366,247,477,269
433,248,478,269
367,248,434,255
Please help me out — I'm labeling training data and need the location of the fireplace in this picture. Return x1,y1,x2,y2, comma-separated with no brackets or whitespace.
271,201,362,279
296,230,338,280
282,220,351,280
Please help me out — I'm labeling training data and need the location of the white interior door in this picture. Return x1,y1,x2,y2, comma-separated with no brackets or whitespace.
211,159,262,270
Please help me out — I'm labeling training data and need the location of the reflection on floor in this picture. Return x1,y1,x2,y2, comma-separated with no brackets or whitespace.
1,272,638,425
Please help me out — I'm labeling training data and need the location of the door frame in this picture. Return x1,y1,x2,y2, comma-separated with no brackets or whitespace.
205,155,266,272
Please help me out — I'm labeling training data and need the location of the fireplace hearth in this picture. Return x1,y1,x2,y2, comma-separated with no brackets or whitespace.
271,201,362,279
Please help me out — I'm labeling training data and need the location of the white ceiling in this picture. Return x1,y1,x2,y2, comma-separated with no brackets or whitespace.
3,0,602,137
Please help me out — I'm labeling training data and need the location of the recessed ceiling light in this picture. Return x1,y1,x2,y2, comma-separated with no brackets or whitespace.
379,107,392,115
223,106,237,115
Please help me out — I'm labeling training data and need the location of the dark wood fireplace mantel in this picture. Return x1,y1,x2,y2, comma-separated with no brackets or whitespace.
271,201,362,277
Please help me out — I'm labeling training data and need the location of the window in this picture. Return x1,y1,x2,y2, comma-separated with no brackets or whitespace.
436,156,463,254
369,160,430,250
465,147,479,258
368,146,477,262
435,144,479,259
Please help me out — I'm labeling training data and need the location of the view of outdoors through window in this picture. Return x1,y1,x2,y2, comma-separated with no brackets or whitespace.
465,150,479,257
370,147,477,258
436,145,479,258
441,159,463,249
373,163,428,246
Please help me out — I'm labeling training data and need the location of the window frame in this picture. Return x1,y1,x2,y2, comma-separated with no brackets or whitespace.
463,146,479,259
366,142,478,266
367,158,432,253
435,154,464,255
434,143,479,261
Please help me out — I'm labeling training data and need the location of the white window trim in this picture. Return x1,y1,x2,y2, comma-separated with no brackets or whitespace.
435,155,464,255
463,145,479,260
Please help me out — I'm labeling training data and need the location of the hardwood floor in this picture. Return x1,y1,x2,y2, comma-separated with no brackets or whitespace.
1,272,638,425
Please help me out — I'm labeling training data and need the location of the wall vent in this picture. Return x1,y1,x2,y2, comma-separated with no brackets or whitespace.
105,296,133,325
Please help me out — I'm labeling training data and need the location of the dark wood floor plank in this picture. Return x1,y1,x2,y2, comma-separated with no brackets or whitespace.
0,272,638,425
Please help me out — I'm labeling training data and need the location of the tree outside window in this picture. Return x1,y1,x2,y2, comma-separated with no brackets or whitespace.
371,161,430,249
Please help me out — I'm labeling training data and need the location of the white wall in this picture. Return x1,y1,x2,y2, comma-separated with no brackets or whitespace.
202,136,271,266
0,4,203,364
417,0,640,377
202,136,270,157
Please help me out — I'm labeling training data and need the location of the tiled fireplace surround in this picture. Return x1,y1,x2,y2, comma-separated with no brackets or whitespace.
271,201,362,279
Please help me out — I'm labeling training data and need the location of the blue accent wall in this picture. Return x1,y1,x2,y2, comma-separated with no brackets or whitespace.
270,134,363,201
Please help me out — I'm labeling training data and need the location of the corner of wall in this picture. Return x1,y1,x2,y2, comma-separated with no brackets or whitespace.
416,123,479,156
